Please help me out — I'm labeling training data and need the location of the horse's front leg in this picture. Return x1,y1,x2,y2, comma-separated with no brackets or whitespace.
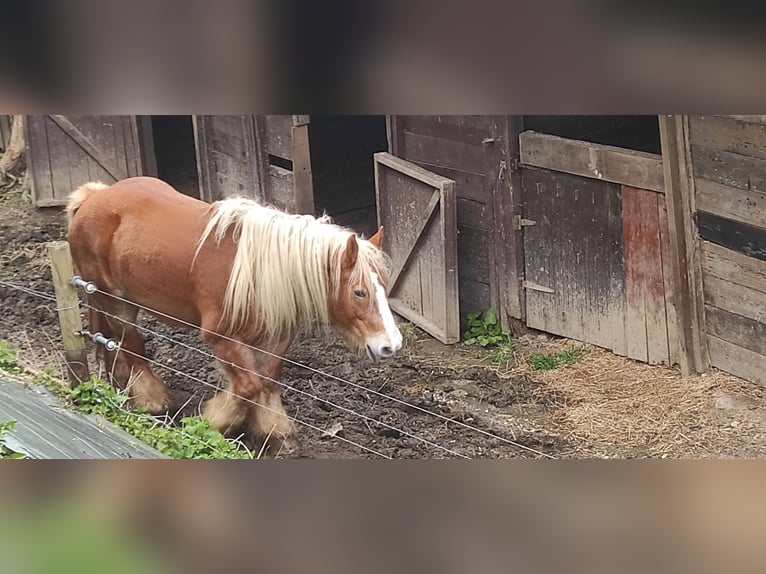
201,333,295,454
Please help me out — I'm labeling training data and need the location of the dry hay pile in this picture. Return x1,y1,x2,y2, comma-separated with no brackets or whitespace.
529,342,766,458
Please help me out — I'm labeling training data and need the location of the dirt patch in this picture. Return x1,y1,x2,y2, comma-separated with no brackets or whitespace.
1,189,765,458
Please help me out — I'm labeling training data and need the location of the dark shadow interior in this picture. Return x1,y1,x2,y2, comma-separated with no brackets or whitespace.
522,116,662,155
148,115,200,197
308,115,388,236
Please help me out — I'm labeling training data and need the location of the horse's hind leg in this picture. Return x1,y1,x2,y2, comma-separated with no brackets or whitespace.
92,293,169,414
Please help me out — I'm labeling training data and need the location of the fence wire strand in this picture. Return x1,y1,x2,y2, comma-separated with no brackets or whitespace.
1,277,556,459
93,286,554,459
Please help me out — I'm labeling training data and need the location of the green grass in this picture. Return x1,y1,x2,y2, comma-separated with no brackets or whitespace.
0,340,252,459
529,347,584,371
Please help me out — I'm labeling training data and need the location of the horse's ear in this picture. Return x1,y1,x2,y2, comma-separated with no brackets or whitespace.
369,226,384,248
343,234,358,268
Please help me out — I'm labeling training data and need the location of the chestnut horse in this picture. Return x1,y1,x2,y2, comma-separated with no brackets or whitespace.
66,176,402,449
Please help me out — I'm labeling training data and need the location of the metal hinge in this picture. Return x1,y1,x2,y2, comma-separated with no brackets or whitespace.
523,281,554,294
513,215,537,230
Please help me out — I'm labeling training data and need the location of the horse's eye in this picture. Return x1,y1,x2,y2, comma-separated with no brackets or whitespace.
353,289,366,298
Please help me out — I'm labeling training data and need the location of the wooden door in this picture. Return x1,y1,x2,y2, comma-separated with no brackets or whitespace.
385,116,523,328
26,115,145,206
374,152,459,343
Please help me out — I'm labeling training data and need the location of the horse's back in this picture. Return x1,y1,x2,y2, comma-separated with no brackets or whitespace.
67,177,214,322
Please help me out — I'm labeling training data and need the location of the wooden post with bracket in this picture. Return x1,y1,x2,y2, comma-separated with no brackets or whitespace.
48,241,89,386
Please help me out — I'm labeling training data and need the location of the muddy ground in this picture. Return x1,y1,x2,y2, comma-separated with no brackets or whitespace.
2,187,766,459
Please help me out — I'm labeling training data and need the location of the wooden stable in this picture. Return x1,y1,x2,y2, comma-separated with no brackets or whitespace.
20,114,766,387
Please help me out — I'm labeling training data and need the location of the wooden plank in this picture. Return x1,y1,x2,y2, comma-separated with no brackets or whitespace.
291,122,314,214
264,115,293,160
522,167,626,353
658,195,681,367
690,115,766,161
622,186,670,364
721,115,766,125
25,115,55,203
707,335,766,386
703,274,766,323
658,115,707,374
374,151,454,189
519,130,665,193
705,305,766,357
697,211,766,261
402,131,486,176
695,179,766,230
267,164,295,211
495,116,525,325
701,240,766,294
691,144,766,194
398,115,496,146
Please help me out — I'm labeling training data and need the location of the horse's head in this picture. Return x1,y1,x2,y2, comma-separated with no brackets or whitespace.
329,227,403,362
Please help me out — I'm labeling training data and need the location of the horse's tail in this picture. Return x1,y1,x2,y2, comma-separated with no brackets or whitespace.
66,181,109,225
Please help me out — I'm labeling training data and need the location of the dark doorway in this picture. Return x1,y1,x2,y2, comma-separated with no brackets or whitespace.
144,115,200,197
307,115,389,236
522,116,661,155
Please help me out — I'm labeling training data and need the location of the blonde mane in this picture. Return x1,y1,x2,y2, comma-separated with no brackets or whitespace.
196,197,391,341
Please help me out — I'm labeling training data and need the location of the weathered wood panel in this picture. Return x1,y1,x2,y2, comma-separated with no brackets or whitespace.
721,115,766,125
707,335,766,386
658,194,681,367
700,240,766,295
695,179,766,230
395,116,497,146
402,131,486,176
622,186,671,364
691,144,766,193
519,131,665,193
696,211,766,262
263,115,293,161
266,164,295,212
374,152,459,343
690,115,766,161
705,305,766,357
194,115,265,203
26,115,144,206
703,274,766,324
522,167,626,353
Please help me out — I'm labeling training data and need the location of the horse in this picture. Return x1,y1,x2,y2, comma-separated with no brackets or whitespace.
65,176,402,451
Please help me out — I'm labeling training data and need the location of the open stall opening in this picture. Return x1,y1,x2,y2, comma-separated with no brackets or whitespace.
307,115,388,236
522,115,661,154
144,115,200,198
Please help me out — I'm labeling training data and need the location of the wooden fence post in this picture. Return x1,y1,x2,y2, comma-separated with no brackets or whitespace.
48,241,89,385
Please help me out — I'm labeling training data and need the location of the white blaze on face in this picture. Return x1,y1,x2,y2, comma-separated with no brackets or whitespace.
370,272,403,357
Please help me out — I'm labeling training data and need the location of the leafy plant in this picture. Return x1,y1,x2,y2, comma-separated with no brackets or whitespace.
464,309,512,348
0,341,251,460
529,347,583,371
0,420,26,459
